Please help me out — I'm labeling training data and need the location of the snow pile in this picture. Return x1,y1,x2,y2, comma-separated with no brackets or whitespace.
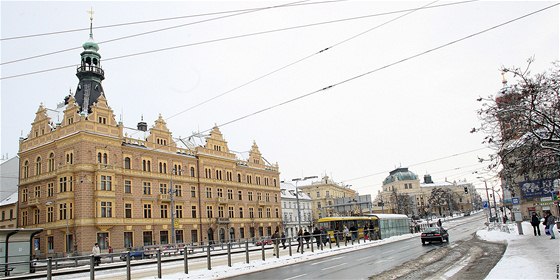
477,221,559,280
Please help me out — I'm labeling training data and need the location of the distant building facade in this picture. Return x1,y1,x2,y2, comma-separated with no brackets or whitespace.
280,182,312,237
17,27,281,256
299,176,357,222
0,192,18,229
375,168,476,217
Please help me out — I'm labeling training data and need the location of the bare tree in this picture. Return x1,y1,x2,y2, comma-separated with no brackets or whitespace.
473,59,560,192
428,188,449,216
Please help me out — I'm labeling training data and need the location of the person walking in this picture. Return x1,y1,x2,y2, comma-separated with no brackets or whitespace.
531,212,541,236
304,229,311,248
313,227,321,247
92,243,101,266
545,210,556,239
281,232,286,249
296,228,304,253
271,227,280,256
343,225,350,242
437,219,442,228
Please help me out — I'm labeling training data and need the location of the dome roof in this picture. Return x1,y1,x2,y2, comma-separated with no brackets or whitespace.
382,167,418,185
82,38,99,52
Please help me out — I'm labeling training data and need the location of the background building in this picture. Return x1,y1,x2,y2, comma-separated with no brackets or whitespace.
299,175,357,222
0,157,19,229
280,182,312,237
375,168,478,218
17,29,281,257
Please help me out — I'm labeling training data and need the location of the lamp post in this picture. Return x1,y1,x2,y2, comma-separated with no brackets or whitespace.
477,177,495,223
291,176,317,231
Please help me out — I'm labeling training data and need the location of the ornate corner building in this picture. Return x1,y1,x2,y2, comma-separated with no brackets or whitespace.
17,26,281,257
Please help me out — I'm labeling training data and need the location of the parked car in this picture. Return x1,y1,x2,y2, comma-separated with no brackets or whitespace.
255,238,273,246
421,227,449,245
120,248,148,260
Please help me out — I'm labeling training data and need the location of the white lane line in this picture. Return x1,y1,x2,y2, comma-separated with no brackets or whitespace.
321,263,347,271
358,255,374,261
385,249,395,253
284,273,308,280
311,256,343,265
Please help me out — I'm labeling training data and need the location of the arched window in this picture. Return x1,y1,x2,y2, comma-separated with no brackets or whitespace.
190,167,195,177
98,153,102,163
124,157,131,169
35,157,42,176
23,160,29,178
48,153,55,172
103,153,108,164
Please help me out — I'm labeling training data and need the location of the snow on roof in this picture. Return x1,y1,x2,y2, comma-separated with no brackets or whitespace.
280,182,311,200
0,192,18,207
420,181,454,188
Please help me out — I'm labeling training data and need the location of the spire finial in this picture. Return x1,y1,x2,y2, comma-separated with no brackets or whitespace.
501,71,507,86
87,7,95,39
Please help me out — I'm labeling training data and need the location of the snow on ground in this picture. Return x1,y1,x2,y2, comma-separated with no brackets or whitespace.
480,221,559,280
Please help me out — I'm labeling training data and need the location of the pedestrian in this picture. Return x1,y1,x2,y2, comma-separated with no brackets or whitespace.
304,229,311,248
545,210,556,239
296,228,304,252
320,227,328,245
437,219,442,228
313,227,321,247
343,225,350,242
271,227,280,256
349,225,357,241
92,243,101,266
531,212,541,236
281,232,286,249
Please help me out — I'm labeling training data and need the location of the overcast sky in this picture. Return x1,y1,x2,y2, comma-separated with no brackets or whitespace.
1,1,558,197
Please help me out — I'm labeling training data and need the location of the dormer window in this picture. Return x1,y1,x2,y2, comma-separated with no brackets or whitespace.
156,138,167,146
98,116,107,124
67,117,74,125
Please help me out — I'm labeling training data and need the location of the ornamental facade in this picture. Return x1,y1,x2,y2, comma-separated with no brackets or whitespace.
17,27,281,257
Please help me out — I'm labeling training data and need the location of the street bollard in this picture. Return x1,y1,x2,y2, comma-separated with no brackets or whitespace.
157,249,162,279
126,251,131,280
184,246,188,274
46,257,52,280
288,238,292,256
207,244,212,270
89,255,95,280
227,242,232,267
311,238,314,253
261,241,265,261
245,240,249,264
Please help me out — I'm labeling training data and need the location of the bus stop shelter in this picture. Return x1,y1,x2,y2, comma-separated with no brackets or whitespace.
0,228,42,276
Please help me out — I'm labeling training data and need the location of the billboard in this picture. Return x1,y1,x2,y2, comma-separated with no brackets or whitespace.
519,179,559,198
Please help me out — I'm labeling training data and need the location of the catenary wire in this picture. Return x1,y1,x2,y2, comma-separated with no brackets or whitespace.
0,0,345,41
0,0,477,71
0,0,310,66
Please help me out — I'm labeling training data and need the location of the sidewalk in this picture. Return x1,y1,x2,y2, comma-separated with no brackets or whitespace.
478,221,560,279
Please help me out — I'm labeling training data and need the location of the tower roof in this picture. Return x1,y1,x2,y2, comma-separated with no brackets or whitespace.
383,167,418,185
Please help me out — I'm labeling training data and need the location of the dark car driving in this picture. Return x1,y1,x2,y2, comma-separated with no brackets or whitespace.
120,248,148,260
421,227,449,245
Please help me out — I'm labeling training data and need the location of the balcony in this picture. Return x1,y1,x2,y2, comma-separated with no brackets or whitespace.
159,194,170,201
257,200,266,206
217,218,230,224
218,197,228,204
27,198,40,207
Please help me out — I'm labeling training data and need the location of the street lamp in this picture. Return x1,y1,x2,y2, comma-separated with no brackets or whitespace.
291,176,317,231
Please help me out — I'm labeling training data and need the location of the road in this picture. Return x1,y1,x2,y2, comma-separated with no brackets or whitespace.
226,213,488,280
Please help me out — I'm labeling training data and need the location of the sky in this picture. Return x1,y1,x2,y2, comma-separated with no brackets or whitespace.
1,1,559,198
53,214,559,279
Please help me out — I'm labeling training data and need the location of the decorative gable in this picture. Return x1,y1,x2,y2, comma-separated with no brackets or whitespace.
205,126,230,153
248,141,263,167
146,114,176,149
89,94,117,126
63,95,81,126
30,104,51,138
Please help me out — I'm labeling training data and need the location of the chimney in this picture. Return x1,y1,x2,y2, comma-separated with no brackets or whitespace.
424,174,433,184
137,115,147,131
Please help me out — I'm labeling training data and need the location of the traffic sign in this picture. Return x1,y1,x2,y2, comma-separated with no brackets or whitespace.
483,201,489,208
512,197,520,205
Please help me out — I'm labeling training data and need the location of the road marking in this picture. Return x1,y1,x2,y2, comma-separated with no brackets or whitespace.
321,263,347,270
311,256,343,265
284,274,308,280
385,249,395,253
358,255,374,261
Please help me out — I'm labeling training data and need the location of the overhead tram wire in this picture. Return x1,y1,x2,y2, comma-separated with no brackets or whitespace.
1,0,478,74
164,0,443,121
107,0,444,156
1,0,310,66
0,0,345,41
126,2,556,164
186,2,558,141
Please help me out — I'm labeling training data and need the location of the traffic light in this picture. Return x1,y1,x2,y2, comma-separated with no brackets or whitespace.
464,187,468,194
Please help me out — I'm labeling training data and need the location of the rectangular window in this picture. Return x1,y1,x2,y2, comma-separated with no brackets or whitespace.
100,175,112,191
176,205,183,218
258,208,263,218
206,187,212,198
125,203,132,218
248,192,253,201
175,185,182,197
161,204,168,218
228,206,234,218
191,186,196,198
59,177,67,192
47,206,54,222
47,183,54,197
218,206,224,218
143,182,151,195
176,230,184,244
160,230,169,244
160,183,167,194
124,180,132,194
144,204,152,218
101,201,112,218
191,206,197,218
266,208,271,218
34,186,41,198
143,231,153,246
227,189,233,200
206,206,213,218
217,188,223,198
124,232,133,249
249,207,254,219
239,207,244,218
48,236,54,252
191,230,198,244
